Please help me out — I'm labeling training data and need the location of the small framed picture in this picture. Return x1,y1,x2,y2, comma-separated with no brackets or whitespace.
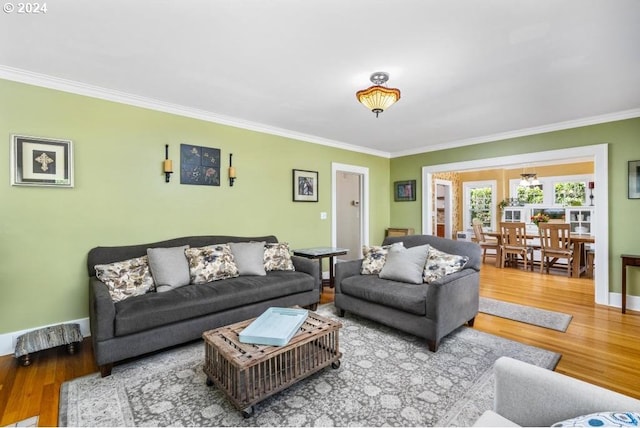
292,169,318,202
629,160,640,199
11,135,74,187
394,180,416,201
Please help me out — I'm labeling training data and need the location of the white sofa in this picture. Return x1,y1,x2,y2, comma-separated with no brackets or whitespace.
474,357,640,427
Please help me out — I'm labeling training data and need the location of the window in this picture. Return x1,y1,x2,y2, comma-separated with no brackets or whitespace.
509,174,592,206
554,181,586,206
516,184,544,204
463,181,496,231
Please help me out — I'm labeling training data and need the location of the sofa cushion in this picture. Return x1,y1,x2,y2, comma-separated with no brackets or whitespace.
147,245,191,292
361,242,403,275
185,244,239,284
229,241,267,276
95,256,155,302
264,242,295,271
551,412,640,427
340,275,427,316
113,271,314,336
423,246,469,283
379,244,430,284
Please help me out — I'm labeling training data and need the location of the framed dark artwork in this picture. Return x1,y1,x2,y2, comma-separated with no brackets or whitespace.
629,160,640,199
11,135,73,187
292,169,318,202
394,180,416,201
180,144,220,186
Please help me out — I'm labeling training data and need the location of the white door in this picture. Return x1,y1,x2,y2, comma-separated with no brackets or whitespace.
336,171,362,261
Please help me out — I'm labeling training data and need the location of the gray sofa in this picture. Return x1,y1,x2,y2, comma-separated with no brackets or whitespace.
334,234,481,352
88,235,319,376
474,357,640,427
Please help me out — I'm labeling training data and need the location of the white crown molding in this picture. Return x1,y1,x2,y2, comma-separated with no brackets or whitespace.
3,65,638,160
391,108,640,158
0,65,391,159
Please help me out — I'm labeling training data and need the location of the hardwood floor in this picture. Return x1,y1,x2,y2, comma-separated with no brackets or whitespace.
2,262,639,426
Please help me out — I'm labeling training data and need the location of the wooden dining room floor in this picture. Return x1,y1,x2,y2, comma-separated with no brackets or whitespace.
2,260,640,426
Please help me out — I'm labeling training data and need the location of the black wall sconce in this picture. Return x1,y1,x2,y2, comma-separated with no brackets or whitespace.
163,144,173,183
229,153,237,186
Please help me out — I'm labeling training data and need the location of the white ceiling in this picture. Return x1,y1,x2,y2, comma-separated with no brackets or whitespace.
1,0,639,157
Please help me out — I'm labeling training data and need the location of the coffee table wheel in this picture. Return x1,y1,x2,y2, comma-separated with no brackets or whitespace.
241,406,254,418
331,360,341,369
205,377,213,387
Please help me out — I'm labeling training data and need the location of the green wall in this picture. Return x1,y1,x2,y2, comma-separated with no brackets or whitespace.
390,118,640,296
0,79,390,334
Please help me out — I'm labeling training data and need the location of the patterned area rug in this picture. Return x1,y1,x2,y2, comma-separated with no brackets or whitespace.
59,305,560,427
479,297,573,332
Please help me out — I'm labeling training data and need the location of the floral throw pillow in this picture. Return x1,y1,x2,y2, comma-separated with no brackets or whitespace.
264,242,295,271
185,244,239,284
360,242,404,275
95,256,155,302
552,411,640,427
423,246,469,283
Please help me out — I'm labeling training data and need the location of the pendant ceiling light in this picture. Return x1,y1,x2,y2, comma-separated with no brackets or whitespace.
519,172,539,186
356,72,401,118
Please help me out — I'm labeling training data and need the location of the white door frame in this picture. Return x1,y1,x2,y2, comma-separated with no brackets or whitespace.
332,163,370,249
421,144,610,307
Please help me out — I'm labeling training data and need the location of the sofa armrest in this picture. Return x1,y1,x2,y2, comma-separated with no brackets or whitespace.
334,259,363,294
425,269,479,320
89,277,116,341
429,268,474,286
291,255,320,291
494,357,640,427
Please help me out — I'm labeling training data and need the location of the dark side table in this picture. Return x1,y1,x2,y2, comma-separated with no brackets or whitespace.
621,254,640,314
293,247,349,291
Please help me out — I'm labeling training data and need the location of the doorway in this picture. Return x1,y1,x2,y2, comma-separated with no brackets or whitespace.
420,144,609,307
434,179,453,239
332,163,370,262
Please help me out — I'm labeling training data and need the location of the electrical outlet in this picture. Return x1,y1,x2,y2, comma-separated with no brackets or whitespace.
320,212,327,220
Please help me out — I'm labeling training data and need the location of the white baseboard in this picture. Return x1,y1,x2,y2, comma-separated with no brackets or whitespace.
608,292,640,312
0,317,90,357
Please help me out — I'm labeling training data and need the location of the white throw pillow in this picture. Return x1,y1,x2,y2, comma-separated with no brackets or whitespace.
147,245,191,292
378,244,430,284
229,242,267,276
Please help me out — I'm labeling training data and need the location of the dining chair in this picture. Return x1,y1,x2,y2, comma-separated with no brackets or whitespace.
472,219,498,263
538,222,573,276
500,222,534,270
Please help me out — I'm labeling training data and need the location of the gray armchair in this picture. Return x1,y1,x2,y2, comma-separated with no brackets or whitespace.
474,357,640,427
334,234,481,352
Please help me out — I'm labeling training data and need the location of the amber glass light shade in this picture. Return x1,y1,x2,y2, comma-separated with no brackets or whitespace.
356,85,401,117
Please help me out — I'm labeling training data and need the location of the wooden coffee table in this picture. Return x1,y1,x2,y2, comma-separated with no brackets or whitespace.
202,309,342,417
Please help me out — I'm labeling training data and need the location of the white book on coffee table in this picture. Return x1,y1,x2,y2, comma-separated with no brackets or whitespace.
239,307,309,346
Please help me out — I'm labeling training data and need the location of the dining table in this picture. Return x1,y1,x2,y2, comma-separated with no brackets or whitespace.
485,230,595,278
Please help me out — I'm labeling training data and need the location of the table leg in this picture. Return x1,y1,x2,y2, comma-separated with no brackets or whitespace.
329,256,335,288
622,260,627,314
318,257,324,292
571,243,583,278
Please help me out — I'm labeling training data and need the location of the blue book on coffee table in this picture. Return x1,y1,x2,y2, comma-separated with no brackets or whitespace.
239,307,309,346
